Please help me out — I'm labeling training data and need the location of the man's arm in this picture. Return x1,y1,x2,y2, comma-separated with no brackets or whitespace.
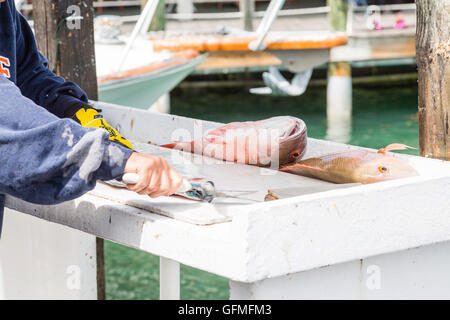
0,76,182,237
0,75,132,204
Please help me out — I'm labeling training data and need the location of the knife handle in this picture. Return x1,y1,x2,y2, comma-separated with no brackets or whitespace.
122,173,192,193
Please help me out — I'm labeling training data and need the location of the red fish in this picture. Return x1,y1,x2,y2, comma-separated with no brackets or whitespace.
161,116,307,167
280,143,419,184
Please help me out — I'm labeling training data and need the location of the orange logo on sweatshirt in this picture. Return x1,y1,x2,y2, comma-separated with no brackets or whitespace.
0,56,11,78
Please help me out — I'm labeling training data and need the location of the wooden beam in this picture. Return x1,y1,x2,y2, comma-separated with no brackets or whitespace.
33,0,104,299
416,0,449,160
33,1,58,67
34,0,98,100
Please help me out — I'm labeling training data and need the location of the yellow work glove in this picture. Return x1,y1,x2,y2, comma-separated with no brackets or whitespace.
73,107,134,150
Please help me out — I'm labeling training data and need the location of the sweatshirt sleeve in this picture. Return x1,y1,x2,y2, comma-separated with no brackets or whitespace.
14,8,89,118
0,75,133,205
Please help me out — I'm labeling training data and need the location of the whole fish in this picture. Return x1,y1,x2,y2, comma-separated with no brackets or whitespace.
161,116,307,167
280,143,419,184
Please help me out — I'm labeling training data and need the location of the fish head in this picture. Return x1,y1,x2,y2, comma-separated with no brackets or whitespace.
277,118,308,166
356,154,419,183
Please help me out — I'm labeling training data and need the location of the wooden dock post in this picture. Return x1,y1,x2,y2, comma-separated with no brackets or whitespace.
326,0,352,144
241,0,255,32
33,0,105,300
416,0,449,160
34,0,98,100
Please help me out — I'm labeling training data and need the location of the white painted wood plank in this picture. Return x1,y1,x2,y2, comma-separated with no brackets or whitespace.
230,259,361,299
0,209,97,299
230,240,450,299
361,240,450,299
241,176,450,282
4,195,251,281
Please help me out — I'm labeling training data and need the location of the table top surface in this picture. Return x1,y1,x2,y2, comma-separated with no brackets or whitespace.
6,103,450,282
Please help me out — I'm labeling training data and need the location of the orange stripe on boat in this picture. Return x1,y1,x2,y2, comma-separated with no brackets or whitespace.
97,50,199,85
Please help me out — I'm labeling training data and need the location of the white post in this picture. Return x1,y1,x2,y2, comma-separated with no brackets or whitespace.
241,0,255,32
160,257,180,300
177,0,194,21
0,260,5,300
327,0,352,144
149,93,171,113
326,73,352,143
346,0,354,34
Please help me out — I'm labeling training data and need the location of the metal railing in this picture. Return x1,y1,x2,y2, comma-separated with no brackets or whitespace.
20,1,415,25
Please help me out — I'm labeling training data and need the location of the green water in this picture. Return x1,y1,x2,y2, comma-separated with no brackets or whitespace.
170,85,420,154
105,241,229,300
105,84,419,300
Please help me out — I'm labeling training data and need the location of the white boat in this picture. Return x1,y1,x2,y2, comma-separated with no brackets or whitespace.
94,12,207,110
96,39,207,109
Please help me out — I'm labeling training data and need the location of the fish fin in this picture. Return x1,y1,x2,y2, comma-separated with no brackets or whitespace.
378,143,417,154
280,163,327,173
161,143,178,149
204,135,224,144
188,177,205,181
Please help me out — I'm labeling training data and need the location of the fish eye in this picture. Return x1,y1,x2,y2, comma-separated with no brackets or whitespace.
378,166,389,173
290,151,301,159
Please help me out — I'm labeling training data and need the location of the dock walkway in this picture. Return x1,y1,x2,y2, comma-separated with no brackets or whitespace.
163,11,415,35
152,11,416,72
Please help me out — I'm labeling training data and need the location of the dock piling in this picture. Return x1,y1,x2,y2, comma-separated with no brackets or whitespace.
241,0,255,32
34,0,99,100
416,0,450,160
326,0,352,143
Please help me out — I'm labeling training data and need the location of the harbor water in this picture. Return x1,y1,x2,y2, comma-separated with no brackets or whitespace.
105,81,419,299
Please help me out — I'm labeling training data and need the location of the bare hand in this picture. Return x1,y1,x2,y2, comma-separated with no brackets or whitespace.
123,152,183,198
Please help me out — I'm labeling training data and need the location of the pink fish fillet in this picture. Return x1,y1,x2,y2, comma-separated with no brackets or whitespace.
161,116,307,167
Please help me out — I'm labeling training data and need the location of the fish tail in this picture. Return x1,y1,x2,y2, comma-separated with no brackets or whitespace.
161,141,194,153
378,143,417,154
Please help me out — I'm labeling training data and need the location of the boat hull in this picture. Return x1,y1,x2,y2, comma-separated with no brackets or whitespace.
98,54,207,109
